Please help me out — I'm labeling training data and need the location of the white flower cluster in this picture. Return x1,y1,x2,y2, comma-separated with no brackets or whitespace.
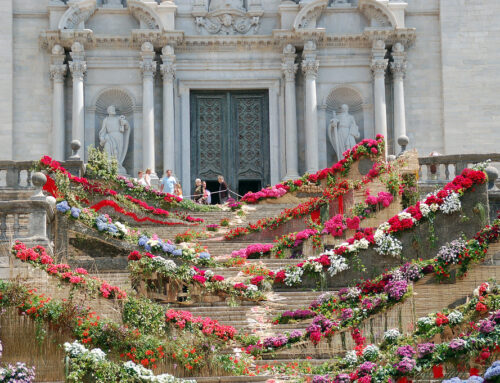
205,270,214,279
327,253,349,277
474,282,491,297
303,258,324,273
345,287,362,299
417,316,434,329
383,328,401,342
375,233,403,257
343,350,358,365
115,221,128,235
419,202,431,217
123,361,196,383
398,212,416,223
472,160,491,171
64,341,106,362
447,310,463,325
440,192,461,214
362,344,380,360
284,267,304,286
151,256,177,273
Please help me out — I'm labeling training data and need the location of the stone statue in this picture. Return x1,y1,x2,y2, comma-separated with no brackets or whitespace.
328,104,360,159
99,105,130,174
209,0,244,11
103,0,123,9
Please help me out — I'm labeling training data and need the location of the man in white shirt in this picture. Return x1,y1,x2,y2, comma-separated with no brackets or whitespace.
160,169,177,194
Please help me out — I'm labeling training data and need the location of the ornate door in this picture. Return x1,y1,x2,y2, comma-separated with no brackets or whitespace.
191,90,270,199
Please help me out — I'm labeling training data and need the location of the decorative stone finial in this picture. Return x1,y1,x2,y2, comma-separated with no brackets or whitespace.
142,42,154,53
283,44,296,54
52,44,64,55
71,42,84,53
31,172,47,200
162,45,174,56
397,135,409,157
485,166,499,190
70,140,81,160
393,42,404,53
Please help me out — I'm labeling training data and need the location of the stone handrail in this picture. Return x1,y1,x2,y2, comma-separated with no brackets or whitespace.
0,200,55,242
0,160,85,189
418,153,500,183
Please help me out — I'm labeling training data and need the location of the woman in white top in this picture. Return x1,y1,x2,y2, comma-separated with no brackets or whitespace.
144,168,152,187
137,171,148,187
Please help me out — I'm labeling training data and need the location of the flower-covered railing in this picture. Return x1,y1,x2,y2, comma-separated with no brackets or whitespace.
241,136,385,204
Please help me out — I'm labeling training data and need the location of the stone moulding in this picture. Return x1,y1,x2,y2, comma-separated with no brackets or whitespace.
192,7,264,35
58,0,97,30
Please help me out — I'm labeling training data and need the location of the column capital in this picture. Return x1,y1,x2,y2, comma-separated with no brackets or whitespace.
50,64,67,82
282,44,298,82
160,45,176,82
141,41,157,78
302,40,319,79
371,58,388,78
390,42,407,79
69,42,86,80
371,39,387,60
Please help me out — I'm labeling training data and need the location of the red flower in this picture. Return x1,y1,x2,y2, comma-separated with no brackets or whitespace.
128,251,142,261
250,276,264,286
476,301,488,313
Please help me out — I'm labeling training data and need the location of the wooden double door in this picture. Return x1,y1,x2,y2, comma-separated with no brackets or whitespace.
190,90,270,202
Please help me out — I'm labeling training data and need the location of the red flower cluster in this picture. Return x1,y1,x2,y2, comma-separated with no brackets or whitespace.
435,312,450,326
165,309,236,341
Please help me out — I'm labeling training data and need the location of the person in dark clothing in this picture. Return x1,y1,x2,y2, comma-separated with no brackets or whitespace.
218,175,229,204
193,178,203,203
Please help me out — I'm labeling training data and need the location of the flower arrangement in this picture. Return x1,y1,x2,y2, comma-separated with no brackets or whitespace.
11,242,127,300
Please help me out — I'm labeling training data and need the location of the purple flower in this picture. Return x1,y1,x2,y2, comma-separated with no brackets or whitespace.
479,319,495,334
490,310,500,323
384,279,408,301
417,343,435,358
262,334,288,349
341,308,354,321
359,361,377,374
313,376,332,383
449,338,466,350
422,264,434,274
289,330,303,340
395,357,416,373
396,345,416,358
334,374,351,383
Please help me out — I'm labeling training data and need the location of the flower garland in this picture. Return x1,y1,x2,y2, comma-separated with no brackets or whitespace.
11,242,127,300
241,136,385,204
165,309,236,341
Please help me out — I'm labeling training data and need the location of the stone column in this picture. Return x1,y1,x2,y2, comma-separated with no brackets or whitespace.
317,103,328,169
69,42,86,158
269,86,280,185
160,45,176,176
371,39,388,157
302,41,320,173
49,44,67,161
140,42,157,178
282,44,299,179
179,86,191,196
391,42,407,153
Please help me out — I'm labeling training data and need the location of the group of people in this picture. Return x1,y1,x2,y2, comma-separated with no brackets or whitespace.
193,175,228,205
134,170,229,204
135,169,183,199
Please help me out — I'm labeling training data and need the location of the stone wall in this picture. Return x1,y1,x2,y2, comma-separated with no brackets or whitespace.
0,0,13,160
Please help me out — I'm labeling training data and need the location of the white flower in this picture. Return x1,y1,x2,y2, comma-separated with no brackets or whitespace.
345,287,362,299
375,233,402,257
151,257,177,272
419,203,431,217
417,316,434,328
398,212,414,221
115,221,128,235
474,282,490,297
205,270,214,279
247,285,258,292
64,341,86,357
284,267,304,287
383,328,401,342
448,311,463,325
430,203,439,212
440,192,461,214
362,344,380,360
344,350,358,365
327,253,349,277
89,348,106,361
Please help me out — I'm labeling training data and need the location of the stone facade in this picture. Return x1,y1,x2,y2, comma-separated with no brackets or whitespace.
1,0,500,194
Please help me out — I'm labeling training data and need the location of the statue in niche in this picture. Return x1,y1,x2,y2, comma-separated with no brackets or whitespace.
328,104,360,159
103,0,123,9
209,0,245,11
99,105,130,174
330,0,350,6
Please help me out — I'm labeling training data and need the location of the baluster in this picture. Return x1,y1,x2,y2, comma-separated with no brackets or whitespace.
13,214,20,238
450,163,457,179
418,164,423,181
444,164,450,181
27,169,32,188
16,167,21,188
0,214,7,241
426,165,432,181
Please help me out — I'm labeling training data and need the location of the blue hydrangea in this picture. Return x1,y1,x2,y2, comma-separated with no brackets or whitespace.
144,244,151,252
70,207,81,218
199,252,211,260
162,244,176,254
172,249,183,257
466,376,484,383
138,236,148,247
443,378,463,383
96,221,107,232
56,201,70,213
107,224,118,234
484,361,500,380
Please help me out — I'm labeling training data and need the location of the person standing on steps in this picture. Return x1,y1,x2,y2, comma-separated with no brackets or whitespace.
218,175,228,204
203,181,211,205
144,168,152,187
194,178,203,203
160,169,177,195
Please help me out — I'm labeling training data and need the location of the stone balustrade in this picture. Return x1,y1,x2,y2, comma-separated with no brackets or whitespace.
0,159,84,190
418,153,500,183
0,200,55,244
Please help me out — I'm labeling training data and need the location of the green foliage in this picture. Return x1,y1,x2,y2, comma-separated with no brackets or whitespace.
86,145,118,180
401,173,419,209
122,297,166,337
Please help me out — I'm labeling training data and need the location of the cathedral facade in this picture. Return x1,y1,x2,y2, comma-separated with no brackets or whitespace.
1,0,499,195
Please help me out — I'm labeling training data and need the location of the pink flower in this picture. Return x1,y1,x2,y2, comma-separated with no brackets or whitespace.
370,147,378,154
346,216,360,230
193,275,206,285
74,268,88,275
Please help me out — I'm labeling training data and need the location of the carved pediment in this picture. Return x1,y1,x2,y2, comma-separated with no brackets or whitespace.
192,0,264,35
358,0,397,29
293,0,328,30
58,0,97,30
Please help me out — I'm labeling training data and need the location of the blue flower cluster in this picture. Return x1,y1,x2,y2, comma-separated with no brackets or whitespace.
96,215,118,235
442,360,500,383
199,252,211,260
70,207,81,218
56,201,70,213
